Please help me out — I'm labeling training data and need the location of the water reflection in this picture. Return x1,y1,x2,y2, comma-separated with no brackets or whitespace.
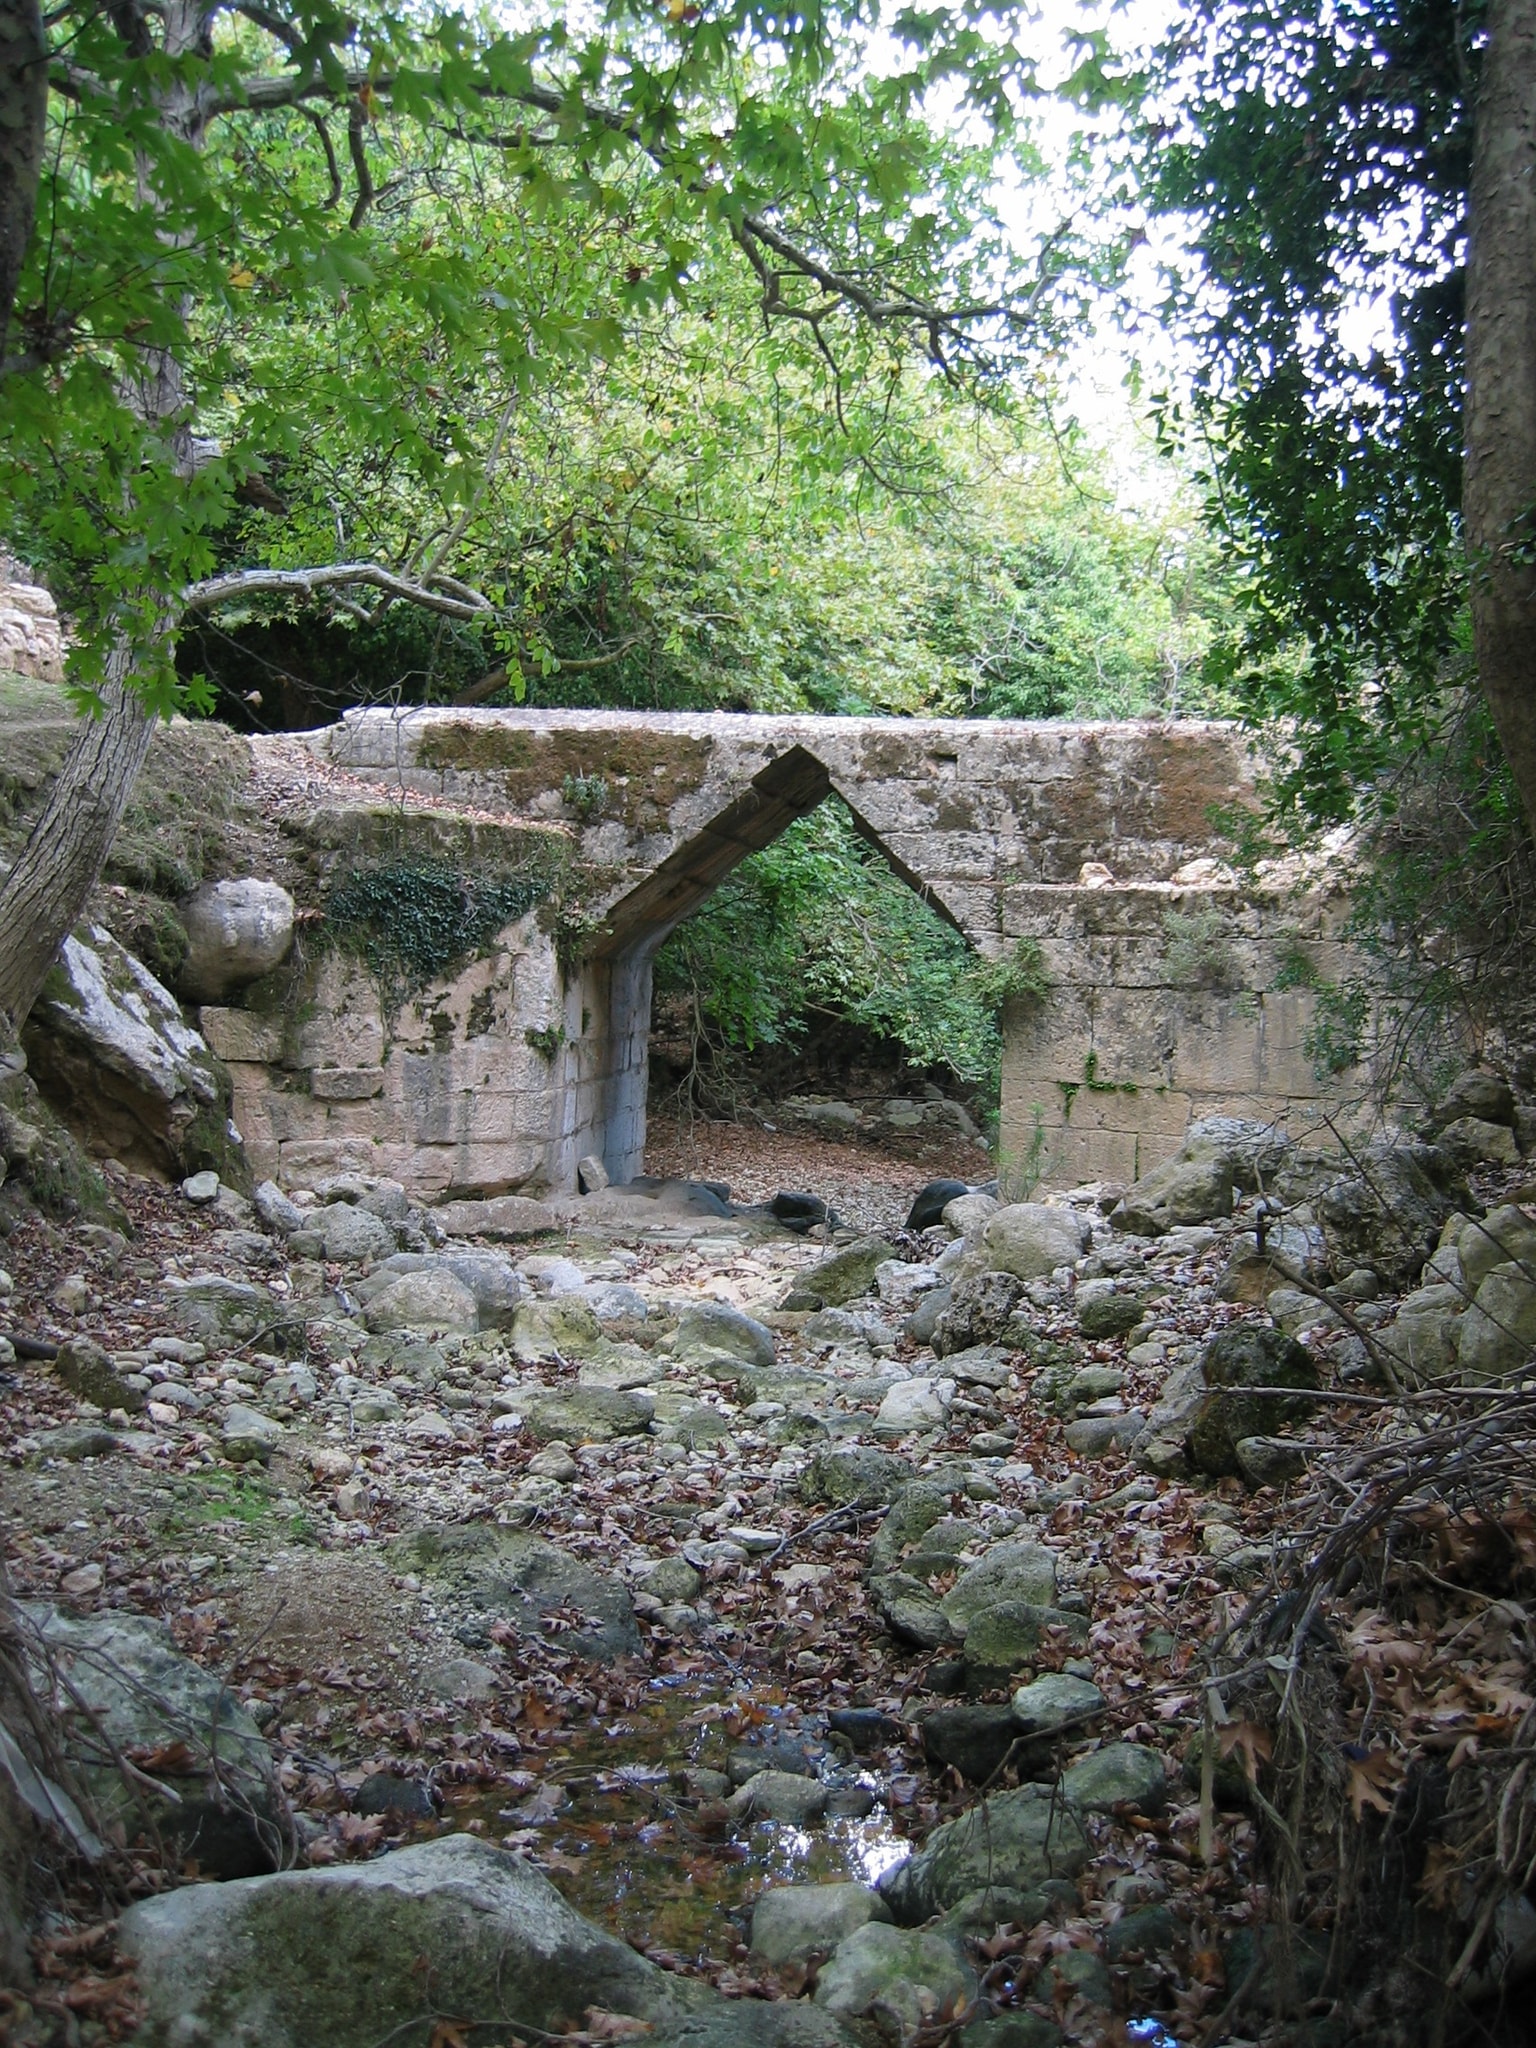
450,1686,914,1958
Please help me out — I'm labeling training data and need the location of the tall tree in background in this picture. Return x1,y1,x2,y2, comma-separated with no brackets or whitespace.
1145,0,1536,830
1464,0,1536,836
0,0,1090,1043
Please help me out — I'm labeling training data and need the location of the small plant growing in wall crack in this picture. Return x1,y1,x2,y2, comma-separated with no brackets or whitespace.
561,772,610,823
1162,906,1241,993
525,1024,565,1060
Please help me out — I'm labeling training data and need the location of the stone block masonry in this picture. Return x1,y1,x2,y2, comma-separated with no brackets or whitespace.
201,705,1356,1197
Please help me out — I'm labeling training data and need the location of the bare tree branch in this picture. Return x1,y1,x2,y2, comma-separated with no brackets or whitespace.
303,105,341,209
182,561,494,619
345,94,373,229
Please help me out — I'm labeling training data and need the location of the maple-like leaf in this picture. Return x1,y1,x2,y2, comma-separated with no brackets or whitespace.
1345,1748,1403,1822
1216,1719,1273,1783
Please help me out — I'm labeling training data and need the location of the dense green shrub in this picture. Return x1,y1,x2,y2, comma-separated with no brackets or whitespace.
653,800,1049,1108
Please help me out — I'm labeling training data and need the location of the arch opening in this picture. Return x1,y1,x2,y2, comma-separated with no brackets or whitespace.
575,747,987,1186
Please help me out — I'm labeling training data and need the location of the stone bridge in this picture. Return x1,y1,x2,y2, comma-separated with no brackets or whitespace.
217,706,1350,1199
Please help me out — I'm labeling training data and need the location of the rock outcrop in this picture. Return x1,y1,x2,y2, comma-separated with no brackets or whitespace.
23,924,244,1183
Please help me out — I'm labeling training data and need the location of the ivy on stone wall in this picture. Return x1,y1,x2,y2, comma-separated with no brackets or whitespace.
326,860,554,1011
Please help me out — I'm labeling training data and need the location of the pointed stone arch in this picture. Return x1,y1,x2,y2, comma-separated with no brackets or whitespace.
576,743,976,1184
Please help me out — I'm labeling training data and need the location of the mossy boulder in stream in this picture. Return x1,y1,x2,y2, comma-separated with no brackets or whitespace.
118,1836,707,2047
877,1785,1090,1924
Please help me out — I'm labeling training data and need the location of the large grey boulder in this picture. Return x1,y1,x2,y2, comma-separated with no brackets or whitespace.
1433,1069,1516,1130
673,1301,776,1369
363,1269,480,1334
1454,1206,1536,1294
313,1201,397,1264
800,1446,914,1507
118,1835,699,2048
511,1295,605,1361
980,1204,1091,1280
1316,1142,1463,1289
1011,1672,1105,1736
26,1605,281,1879
407,1525,641,1661
1112,1158,1232,1236
1381,1284,1465,1384
782,1237,898,1309
1188,1325,1320,1477
1060,1743,1168,1815
432,1194,556,1239
23,923,240,1181
253,1180,305,1234
1456,1263,1536,1382
939,1543,1059,1633
962,1604,1088,1685
932,1271,1028,1355
178,879,295,1003
878,1785,1090,1924
164,1274,281,1349
524,1385,654,1444
1438,1117,1519,1168
1074,1277,1147,1338
438,1251,523,1327
814,1923,975,2039
751,1882,891,1965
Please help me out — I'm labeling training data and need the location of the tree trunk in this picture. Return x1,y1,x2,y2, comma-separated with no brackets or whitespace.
0,3,217,1044
0,0,47,365
1464,0,1536,837
0,640,158,1039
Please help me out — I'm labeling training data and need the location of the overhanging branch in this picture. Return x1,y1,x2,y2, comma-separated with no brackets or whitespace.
181,561,494,619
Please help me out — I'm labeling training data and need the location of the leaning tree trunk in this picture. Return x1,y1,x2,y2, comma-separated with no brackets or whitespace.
0,0,47,365
0,640,159,1041
0,1,215,1044
1464,0,1536,839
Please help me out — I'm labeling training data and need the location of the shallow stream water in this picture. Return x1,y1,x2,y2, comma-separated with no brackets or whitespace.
442,1679,912,1957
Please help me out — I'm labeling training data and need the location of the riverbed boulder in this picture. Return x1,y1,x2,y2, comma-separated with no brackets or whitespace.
1188,1325,1321,1477
524,1385,654,1444
511,1295,605,1361
939,1542,1059,1633
406,1525,641,1660
164,1274,283,1349
782,1238,898,1310
26,1605,281,1880
673,1302,776,1369
751,1883,891,1966
878,1785,1090,1923
1456,1262,1536,1382
1316,1141,1463,1289
1112,1156,1232,1236
1060,1742,1168,1815
363,1269,480,1335
801,1446,914,1507
931,1271,1028,1356
1381,1284,1465,1384
1453,1205,1536,1294
1433,1069,1516,1130
980,1204,1091,1280
118,1834,699,2048
814,1923,975,2040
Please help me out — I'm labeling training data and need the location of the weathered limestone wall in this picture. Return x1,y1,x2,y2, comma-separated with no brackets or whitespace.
999,876,1355,1190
